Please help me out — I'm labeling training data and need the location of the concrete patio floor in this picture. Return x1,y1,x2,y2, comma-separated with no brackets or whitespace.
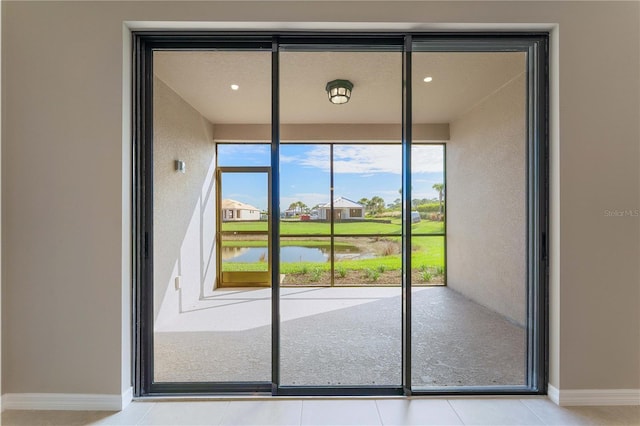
154,286,526,387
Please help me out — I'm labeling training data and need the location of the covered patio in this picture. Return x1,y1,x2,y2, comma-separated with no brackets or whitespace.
154,286,525,387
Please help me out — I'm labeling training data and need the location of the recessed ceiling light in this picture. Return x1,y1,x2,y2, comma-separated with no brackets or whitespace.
423,76,433,83
230,84,240,91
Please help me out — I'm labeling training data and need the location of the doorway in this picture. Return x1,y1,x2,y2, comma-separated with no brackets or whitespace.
134,32,548,397
217,167,272,287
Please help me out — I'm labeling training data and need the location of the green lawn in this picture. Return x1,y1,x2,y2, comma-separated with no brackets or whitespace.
222,218,444,235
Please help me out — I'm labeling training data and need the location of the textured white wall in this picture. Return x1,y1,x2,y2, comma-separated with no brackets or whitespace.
0,0,638,397
447,71,526,325
153,77,216,327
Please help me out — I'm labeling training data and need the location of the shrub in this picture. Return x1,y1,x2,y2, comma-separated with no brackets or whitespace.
377,264,386,273
300,265,309,274
421,270,433,282
381,241,399,256
435,265,445,275
336,265,347,278
364,268,380,282
310,268,322,282
415,202,441,213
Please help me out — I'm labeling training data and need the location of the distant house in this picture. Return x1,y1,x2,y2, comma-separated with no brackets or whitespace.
221,199,261,221
317,197,365,221
283,209,297,218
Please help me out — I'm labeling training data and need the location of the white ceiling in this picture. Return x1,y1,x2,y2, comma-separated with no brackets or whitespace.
154,50,525,125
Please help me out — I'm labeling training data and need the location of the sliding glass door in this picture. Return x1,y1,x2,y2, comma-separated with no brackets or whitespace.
277,48,403,389
149,49,273,389
135,33,548,396
410,47,529,389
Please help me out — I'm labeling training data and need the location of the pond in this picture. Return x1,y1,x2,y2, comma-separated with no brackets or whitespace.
222,244,368,263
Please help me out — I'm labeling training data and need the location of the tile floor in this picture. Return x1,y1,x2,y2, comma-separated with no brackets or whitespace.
2,398,639,425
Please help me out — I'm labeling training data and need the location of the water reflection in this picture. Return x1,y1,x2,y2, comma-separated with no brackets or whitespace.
222,244,366,263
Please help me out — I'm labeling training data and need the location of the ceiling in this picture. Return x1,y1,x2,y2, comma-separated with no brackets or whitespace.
154,50,525,125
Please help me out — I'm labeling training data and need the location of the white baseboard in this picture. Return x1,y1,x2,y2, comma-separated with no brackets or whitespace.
3,388,133,411
547,384,560,404
121,387,133,409
548,385,640,406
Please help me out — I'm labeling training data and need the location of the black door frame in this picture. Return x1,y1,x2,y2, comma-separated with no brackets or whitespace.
132,31,548,397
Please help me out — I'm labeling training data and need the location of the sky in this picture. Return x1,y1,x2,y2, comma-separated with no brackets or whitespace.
218,144,444,212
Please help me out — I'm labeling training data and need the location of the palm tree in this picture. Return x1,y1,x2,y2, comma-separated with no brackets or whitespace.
288,201,308,214
432,183,445,215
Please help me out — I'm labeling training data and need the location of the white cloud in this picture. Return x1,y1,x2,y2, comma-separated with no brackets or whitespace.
290,145,443,174
279,154,298,164
412,145,445,174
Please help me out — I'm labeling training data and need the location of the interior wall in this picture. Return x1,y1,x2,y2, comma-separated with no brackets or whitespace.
0,0,638,398
447,72,526,325
153,77,216,326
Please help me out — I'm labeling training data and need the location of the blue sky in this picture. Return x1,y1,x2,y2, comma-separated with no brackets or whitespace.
218,144,444,211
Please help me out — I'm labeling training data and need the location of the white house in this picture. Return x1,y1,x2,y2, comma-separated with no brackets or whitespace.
317,197,365,220
221,199,261,221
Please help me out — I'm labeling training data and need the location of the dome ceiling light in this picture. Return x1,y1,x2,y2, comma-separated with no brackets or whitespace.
325,79,354,105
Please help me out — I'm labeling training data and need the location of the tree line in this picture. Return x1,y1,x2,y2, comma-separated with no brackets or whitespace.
287,183,444,216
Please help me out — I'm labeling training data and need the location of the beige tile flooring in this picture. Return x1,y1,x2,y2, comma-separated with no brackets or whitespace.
2,398,639,425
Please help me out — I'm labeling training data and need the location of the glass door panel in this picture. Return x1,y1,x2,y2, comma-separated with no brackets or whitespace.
279,49,403,388
151,49,272,386
411,48,528,388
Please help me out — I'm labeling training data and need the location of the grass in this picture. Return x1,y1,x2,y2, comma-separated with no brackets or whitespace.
222,218,444,235
421,270,433,282
223,239,353,248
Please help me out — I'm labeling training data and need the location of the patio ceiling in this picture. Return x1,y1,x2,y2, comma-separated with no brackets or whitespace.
154,50,525,125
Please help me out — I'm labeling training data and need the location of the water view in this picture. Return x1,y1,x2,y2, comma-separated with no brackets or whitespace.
222,244,367,263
